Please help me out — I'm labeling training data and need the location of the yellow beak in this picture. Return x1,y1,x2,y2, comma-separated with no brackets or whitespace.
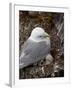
44,32,50,38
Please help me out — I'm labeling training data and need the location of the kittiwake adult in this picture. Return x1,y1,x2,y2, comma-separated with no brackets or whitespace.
19,27,51,69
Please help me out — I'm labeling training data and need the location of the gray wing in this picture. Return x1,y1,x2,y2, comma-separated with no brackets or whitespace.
19,39,50,69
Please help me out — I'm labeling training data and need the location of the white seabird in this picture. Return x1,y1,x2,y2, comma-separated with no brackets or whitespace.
19,27,51,69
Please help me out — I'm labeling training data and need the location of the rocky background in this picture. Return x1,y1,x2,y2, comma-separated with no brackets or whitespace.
19,11,64,79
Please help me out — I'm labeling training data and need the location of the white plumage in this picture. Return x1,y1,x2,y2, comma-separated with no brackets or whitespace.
19,27,51,69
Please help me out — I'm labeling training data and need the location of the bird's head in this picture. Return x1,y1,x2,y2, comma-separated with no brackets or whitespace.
29,27,50,42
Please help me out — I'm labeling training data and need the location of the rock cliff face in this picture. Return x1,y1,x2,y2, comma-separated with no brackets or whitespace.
19,11,64,79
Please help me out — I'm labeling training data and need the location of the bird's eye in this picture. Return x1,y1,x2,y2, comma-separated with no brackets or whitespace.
39,36,42,37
